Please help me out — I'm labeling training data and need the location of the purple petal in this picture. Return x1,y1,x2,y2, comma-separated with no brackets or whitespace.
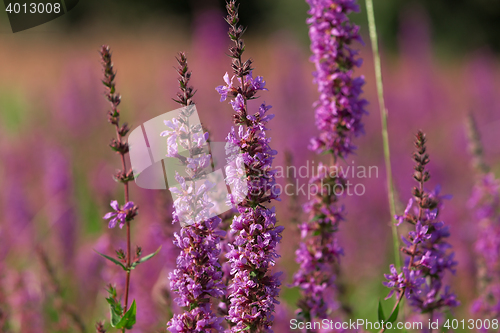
110,200,119,211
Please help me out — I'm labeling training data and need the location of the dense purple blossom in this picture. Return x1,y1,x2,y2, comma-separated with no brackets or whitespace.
306,0,368,157
216,1,283,331
293,163,347,321
43,148,77,265
292,0,367,326
384,132,459,316
167,53,225,332
225,207,283,332
167,217,225,333
469,173,500,329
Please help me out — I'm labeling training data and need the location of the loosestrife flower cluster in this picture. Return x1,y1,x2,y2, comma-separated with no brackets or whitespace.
307,0,367,157
216,1,283,331
166,53,225,333
293,0,367,324
469,174,500,325
466,115,500,328
293,165,347,321
384,132,459,319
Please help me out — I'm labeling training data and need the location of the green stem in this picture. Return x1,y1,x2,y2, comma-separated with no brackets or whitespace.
379,290,404,333
364,0,400,269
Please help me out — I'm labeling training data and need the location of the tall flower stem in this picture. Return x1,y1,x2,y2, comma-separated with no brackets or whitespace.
120,143,131,313
100,45,139,332
365,0,400,268
101,45,132,314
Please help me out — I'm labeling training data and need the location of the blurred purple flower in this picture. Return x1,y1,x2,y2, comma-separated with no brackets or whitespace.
306,0,368,157
43,147,78,265
293,0,367,325
293,164,346,320
53,60,103,136
468,173,500,325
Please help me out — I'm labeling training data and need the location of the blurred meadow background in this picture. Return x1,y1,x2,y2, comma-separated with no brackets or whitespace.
1,0,500,331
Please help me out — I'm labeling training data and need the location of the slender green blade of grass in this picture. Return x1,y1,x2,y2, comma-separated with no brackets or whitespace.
364,0,401,269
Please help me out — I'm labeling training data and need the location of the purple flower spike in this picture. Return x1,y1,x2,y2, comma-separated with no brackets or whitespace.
293,0,367,326
99,44,141,322
383,132,459,319
468,173,500,324
466,115,500,326
167,217,225,333
103,200,137,229
217,2,283,331
166,53,225,331
306,0,368,157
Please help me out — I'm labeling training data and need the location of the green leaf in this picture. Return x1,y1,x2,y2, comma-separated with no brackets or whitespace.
387,302,400,323
311,215,321,222
115,300,137,330
189,301,203,311
94,249,127,271
321,149,333,156
377,300,386,322
106,297,122,327
131,246,162,268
